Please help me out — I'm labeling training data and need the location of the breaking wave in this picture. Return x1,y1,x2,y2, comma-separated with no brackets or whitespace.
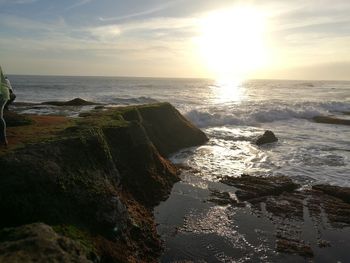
186,101,350,128
110,96,159,105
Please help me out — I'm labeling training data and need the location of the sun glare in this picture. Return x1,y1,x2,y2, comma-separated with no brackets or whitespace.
197,6,267,80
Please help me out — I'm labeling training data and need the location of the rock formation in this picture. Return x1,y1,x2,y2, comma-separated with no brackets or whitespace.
255,130,278,145
42,98,101,106
0,102,208,262
216,174,350,258
313,115,350,126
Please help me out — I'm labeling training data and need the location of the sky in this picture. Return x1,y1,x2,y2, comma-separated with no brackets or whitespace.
0,0,349,80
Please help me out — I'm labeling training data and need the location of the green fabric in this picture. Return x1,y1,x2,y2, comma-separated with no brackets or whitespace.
0,67,10,101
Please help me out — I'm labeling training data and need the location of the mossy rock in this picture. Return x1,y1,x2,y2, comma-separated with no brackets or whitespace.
4,111,33,127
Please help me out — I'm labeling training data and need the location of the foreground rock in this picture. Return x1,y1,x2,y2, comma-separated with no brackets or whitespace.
0,223,94,263
217,175,350,258
313,115,350,126
0,102,208,262
255,130,278,145
42,98,101,106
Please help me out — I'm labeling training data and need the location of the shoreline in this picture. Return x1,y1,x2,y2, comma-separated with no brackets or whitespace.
1,100,350,262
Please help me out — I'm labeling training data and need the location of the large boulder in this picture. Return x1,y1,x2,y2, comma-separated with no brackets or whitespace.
122,103,208,156
255,130,278,146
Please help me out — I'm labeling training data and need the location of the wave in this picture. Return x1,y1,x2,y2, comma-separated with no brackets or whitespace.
185,101,350,128
110,96,159,105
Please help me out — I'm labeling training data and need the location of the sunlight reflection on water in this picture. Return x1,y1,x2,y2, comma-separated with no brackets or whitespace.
210,78,246,104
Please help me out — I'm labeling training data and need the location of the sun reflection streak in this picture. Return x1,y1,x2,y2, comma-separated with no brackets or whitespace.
211,78,246,103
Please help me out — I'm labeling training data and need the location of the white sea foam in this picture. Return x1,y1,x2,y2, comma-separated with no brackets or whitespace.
186,101,350,128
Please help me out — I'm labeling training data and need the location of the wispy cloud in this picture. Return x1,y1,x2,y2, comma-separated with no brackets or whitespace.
66,0,93,10
99,0,182,22
0,0,38,4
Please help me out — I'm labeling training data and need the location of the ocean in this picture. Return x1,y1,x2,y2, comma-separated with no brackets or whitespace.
10,75,350,187
9,75,350,262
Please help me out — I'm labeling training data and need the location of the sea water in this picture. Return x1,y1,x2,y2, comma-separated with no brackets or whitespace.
9,75,350,262
10,75,350,187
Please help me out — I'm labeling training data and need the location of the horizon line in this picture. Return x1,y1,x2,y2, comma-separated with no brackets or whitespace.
6,73,350,82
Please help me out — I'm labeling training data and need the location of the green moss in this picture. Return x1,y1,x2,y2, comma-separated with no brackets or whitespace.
52,225,96,255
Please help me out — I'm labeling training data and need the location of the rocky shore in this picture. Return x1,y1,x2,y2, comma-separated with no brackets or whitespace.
1,101,350,262
0,102,208,263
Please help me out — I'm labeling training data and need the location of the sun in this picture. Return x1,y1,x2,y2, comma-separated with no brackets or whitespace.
197,6,267,80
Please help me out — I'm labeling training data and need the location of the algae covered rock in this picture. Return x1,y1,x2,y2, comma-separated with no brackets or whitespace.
0,102,208,262
0,223,94,263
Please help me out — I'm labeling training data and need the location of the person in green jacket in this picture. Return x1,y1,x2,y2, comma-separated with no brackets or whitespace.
0,66,10,146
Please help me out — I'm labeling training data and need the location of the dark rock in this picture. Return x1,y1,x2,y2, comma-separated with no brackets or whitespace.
42,98,100,106
312,184,350,204
318,240,331,248
276,238,313,258
0,223,94,263
103,121,179,207
122,103,208,156
79,112,92,117
255,130,278,145
208,189,244,206
221,174,299,201
4,111,33,127
313,116,350,126
94,105,105,110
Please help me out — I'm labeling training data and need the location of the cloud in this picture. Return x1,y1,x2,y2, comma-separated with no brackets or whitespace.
99,1,182,22
0,0,38,4
66,0,93,10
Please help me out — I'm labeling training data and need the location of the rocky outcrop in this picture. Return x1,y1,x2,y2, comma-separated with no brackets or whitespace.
313,115,350,126
0,102,208,262
312,184,350,203
121,103,208,156
42,98,101,106
221,174,299,201
0,223,95,263
255,130,278,146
